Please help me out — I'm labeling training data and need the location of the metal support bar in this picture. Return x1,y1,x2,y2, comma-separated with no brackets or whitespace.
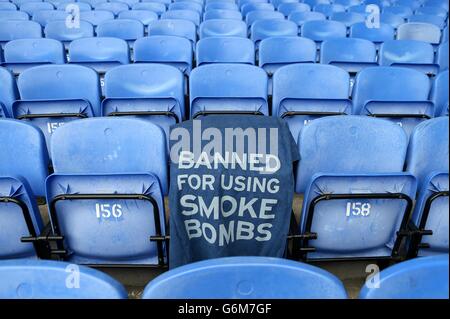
48,193,166,267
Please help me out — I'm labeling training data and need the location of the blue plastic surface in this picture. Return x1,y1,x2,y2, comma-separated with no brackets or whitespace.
196,36,255,66
142,257,348,298
189,64,269,117
359,255,449,298
0,259,128,298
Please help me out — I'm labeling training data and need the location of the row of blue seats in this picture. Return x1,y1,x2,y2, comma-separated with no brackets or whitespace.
0,255,448,298
1,63,447,146
0,14,447,45
0,36,447,76
0,0,448,30
0,115,447,264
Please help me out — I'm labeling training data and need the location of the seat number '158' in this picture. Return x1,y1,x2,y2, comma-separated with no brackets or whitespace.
346,202,371,217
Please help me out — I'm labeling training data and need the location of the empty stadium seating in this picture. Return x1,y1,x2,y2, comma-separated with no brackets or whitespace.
3,38,66,75
0,119,49,259
352,66,433,136
379,40,438,75
0,66,18,117
359,254,449,299
430,70,449,116
196,36,254,66
134,35,193,75
102,64,185,140
189,63,268,117
406,117,449,257
272,63,351,139
0,259,128,298
142,257,349,298
13,65,101,151
295,116,416,260
47,118,168,265
0,0,448,300
68,37,130,73
320,38,377,73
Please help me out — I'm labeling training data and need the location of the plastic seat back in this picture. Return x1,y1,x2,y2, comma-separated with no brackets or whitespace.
199,19,247,39
196,36,255,66
142,257,348,298
397,22,442,45
359,255,449,299
189,63,268,117
0,259,128,298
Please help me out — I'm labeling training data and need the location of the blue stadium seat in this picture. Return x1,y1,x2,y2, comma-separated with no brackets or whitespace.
0,10,29,21
189,64,268,118
0,20,42,48
416,5,448,18
313,3,345,18
44,20,94,48
379,40,438,75
430,70,449,116
397,22,442,45
301,20,347,43
20,2,54,15
246,10,284,29
304,0,332,7
320,38,377,73
80,10,115,27
350,22,395,45
352,67,433,136
408,13,446,29
77,0,105,6
437,42,449,70
115,0,140,5
347,4,369,15
295,116,416,261
118,10,158,27
241,2,274,17
272,64,351,139
330,12,366,27
94,1,130,16
142,257,348,299
3,39,65,75
288,11,326,28
196,36,254,66
200,18,247,38
0,2,16,10
13,65,101,151
278,2,311,17
102,64,185,141
0,66,18,117
259,36,316,77
132,2,166,16
424,0,449,10
32,9,70,26
0,120,49,259
148,19,197,44
333,0,361,8
380,12,407,28
169,1,202,14
97,19,144,43
251,19,298,45
0,118,49,197
69,37,130,74
47,118,168,264
204,9,242,20
359,255,449,298
161,9,201,26
205,1,239,11
395,0,423,10
57,2,92,11
383,5,414,18
134,36,192,75
406,118,449,257
0,259,128,298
